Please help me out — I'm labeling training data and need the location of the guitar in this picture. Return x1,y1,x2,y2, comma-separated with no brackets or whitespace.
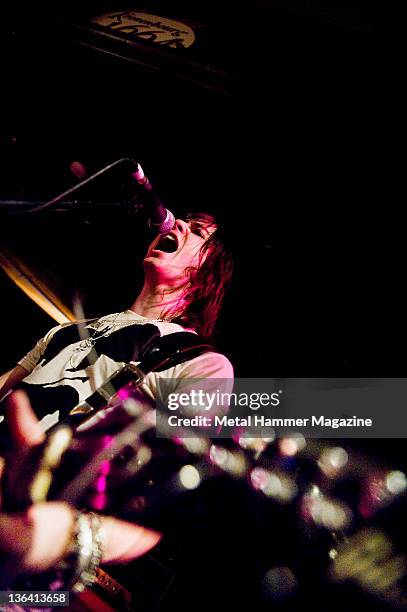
1,382,407,611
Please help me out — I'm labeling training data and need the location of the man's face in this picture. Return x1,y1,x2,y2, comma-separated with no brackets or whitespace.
144,217,216,286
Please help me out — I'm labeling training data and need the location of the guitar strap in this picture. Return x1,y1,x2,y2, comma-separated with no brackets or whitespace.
68,331,214,417
137,331,213,374
0,333,215,607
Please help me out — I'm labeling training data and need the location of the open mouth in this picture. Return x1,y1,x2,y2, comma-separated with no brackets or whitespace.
154,233,178,253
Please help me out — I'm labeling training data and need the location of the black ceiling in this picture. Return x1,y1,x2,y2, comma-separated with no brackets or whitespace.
0,2,402,377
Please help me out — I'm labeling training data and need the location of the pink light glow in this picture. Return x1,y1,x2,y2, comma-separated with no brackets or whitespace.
94,459,111,494
90,492,108,511
118,388,131,400
95,475,107,493
99,459,111,476
101,435,113,450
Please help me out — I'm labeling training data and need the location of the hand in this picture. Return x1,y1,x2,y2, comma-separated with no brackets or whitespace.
0,391,161,586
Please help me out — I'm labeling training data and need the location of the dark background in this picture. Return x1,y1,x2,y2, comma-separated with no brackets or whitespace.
1,1,400,379
0,3,405,611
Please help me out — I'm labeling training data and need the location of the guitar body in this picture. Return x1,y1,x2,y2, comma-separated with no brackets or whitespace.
2,380,407,611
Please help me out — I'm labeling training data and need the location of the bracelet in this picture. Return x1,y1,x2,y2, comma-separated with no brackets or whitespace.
12,511,105,594
71,512,105,593
57,511,105,593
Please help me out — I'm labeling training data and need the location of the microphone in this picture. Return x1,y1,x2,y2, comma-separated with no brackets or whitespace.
132,163,175,234
7,157,176,228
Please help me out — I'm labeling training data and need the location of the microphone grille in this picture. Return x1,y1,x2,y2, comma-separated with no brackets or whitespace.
149,209,176,234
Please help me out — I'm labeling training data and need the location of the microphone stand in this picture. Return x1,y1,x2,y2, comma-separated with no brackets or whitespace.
2,157,137,214
0,200,128,212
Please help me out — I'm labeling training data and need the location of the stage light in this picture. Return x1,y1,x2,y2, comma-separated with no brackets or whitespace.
318,446,348,478
279,433,306,457
301,488,352,531
179,464,201,490
70,160,87,179
262,566,297,602
209,444,246,476
386,470,407,495
176,437,209,455
250,467,298,502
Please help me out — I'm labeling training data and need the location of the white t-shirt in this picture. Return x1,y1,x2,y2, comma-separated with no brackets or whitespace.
17,310,233,430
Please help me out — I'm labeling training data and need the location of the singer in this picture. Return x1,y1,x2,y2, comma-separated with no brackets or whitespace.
0,211,233,594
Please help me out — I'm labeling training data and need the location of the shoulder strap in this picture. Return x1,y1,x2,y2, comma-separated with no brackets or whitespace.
138,331,213,374
68,333,213,417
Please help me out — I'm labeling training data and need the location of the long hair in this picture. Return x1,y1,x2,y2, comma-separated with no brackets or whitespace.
167,213,233,339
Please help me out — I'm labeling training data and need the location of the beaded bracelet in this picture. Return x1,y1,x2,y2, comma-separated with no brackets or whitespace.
57,511,105,593
14,510,105,593
71,512,105,592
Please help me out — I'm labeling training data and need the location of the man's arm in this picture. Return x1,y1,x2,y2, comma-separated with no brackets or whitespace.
0,323,65,402
0,391,161,581
0,365,30,401
0,502,161,572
